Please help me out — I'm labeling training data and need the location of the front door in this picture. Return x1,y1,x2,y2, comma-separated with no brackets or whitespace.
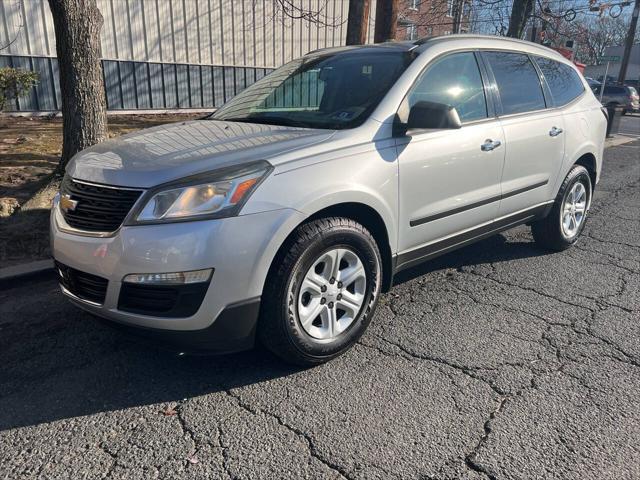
396,51,505,257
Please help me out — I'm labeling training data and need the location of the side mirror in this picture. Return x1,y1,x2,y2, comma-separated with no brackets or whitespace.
399,101,462,135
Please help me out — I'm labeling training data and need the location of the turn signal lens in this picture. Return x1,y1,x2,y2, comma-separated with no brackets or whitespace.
123,268,213,285
230,178,258,204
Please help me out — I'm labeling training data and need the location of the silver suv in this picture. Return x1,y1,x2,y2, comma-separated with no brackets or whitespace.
51,35,606,365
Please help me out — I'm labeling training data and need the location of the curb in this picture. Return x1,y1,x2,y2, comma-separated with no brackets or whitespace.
0,259,56,290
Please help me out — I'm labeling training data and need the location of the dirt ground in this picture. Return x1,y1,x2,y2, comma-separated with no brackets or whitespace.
0,113,202,268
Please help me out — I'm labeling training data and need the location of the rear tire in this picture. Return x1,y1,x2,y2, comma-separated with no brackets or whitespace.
531,165,592,251
259,217,382,366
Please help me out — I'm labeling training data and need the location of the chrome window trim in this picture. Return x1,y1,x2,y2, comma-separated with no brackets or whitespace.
70,178,145,191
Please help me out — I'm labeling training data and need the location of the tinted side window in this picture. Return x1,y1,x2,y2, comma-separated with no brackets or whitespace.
484,51,546,115
406,52,488,123
534,56,584,106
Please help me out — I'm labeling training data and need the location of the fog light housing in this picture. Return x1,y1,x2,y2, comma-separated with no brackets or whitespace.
123,268,213,285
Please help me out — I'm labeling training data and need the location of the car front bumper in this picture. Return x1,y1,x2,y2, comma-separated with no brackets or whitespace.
51,197,305,351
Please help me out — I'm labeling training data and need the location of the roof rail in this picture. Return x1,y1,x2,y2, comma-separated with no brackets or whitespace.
411,33,561,55
412,37,434,46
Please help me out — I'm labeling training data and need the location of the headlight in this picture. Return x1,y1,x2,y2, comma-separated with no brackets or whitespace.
130,161,272,224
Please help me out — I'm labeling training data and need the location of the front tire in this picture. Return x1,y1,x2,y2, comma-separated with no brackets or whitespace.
259,217,382,366
531,165,592,251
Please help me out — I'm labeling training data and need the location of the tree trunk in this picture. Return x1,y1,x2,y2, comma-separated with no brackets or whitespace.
374,0,399,43
48,0,107,170
507,0,534,39
346,0,371,45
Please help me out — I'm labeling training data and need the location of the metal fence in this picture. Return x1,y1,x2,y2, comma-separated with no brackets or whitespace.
0,0,375,112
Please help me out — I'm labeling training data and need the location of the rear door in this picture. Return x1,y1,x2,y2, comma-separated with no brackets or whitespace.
395,51,505,257
482,51,565,217
533,55,588,188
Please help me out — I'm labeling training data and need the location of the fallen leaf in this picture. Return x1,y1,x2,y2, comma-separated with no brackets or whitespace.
161,404,178,416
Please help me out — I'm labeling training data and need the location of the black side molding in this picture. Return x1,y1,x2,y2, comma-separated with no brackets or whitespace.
410,180,549,227
397,203,551,272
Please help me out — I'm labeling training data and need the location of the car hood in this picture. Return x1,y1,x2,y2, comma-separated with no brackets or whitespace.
66,120,336,188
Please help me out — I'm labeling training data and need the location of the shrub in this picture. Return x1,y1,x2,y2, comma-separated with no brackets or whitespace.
0,67,39,110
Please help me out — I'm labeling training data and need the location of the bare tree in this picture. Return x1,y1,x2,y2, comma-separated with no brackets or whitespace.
375,0,400,42
346,0,372,44
0,0,25,52
507,0,534,37
395,0,476,39
48,0,107,169
269,0,340,26
563,14,638,64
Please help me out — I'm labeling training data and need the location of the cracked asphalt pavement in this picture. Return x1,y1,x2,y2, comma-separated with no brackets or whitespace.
1,140,639,480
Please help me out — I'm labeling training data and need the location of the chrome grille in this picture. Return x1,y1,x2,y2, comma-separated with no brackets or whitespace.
60,176,143,233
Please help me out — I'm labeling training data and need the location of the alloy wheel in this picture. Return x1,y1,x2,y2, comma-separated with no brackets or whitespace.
297,248,367,340
561,181,588,238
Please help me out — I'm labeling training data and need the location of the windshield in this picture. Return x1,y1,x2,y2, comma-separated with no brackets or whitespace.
210,50,414,129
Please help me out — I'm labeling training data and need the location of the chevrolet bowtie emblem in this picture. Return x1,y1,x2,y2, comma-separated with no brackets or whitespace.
60,194,79,212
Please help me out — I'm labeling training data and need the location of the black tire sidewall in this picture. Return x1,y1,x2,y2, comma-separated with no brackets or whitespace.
282,227,381,359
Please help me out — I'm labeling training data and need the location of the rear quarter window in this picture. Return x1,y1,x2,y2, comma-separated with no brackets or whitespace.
534,56,585,107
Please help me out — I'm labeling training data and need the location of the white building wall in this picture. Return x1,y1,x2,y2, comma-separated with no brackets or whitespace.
0,0,381,111
1,0,362,68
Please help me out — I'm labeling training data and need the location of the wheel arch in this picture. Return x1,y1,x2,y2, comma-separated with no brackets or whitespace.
264,202,396,295
558,138,601,195
574,152,597,191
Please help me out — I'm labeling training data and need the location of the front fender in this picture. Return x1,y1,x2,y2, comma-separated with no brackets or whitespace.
244,147,399,253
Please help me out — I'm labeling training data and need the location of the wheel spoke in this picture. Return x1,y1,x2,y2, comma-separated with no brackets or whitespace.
302,275,324,295
338,263,365,288
337,290,363,314
299,300,325,328
332,249,347,280
326,306,337,338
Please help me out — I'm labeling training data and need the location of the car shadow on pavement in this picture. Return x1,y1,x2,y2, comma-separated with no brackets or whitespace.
393,228,548,285
0,230,547,432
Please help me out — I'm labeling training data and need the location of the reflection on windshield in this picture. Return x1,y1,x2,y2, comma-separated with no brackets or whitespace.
210,51,414,130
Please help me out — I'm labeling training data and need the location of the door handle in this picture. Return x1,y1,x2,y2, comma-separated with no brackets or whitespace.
481,139,502,151
549,126,563,137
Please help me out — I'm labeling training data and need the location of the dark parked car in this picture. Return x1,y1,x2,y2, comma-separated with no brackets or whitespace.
591,84,640,114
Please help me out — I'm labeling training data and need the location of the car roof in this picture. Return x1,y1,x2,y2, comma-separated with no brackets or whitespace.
306,42,416,57
307,34,567,62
